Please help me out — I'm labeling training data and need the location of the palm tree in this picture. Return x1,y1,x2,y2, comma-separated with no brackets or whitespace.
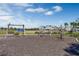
70,22,75,27
70,18,79,32
70,21,77,32
77,22,79,26
70,22,74,32
64,22,68,30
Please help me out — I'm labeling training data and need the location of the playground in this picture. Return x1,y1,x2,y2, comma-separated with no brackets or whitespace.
0,23,78,56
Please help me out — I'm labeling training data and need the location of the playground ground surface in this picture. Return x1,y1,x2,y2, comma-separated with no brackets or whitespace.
0,35,77,56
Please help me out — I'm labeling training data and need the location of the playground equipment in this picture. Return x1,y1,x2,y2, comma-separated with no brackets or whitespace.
59,25,63,40
38,25,63,40
7,23,25,35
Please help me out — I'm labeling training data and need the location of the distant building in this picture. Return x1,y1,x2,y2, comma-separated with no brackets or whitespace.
73,26,79,32
39,25,61,33
68,26,79,32
65,26,71,31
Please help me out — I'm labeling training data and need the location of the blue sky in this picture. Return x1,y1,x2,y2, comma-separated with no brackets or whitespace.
0,3,79,28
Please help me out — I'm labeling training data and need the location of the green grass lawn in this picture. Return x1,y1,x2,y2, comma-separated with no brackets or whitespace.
0,29,79,39
64,32,79,41
0,30,7,36
0,30,39,36
25,30,36,34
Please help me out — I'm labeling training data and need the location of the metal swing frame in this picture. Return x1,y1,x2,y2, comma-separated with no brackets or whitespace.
7,23,25,35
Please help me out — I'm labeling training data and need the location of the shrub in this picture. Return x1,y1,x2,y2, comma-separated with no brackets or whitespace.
72,32,79,37
8,30,14,34
35,31,40,34
65,32,79,37
14,32,19,35
52,32,60,34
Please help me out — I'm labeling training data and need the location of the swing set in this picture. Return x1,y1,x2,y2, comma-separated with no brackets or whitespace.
7,23,25,35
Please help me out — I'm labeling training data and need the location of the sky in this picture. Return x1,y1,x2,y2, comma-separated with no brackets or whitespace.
0,3,79,28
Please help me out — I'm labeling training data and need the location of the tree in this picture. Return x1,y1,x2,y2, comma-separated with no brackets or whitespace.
69,18,79,32
64,22,68,30
70,22,76,28
70,22,75,32
70,21,78,32
77,22,79,26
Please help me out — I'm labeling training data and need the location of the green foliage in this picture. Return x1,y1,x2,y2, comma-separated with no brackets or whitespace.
0,30,6,37
65,31,79,38
52,32,60,34
8,31,14,34
72,32,79,37
35,31,39,34
14,32,19,35
35,31,50,34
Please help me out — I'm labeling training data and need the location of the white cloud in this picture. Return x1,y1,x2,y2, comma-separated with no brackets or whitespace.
0,15,14,27
45,11,54,16
26,8,35,13
13,3,33,7
0,4,12,12
26,7,47,13
0,6,13,21
0,16,13,21
34,8,47,13
53,6,63,12
0,9,10,16
25,6,63,16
